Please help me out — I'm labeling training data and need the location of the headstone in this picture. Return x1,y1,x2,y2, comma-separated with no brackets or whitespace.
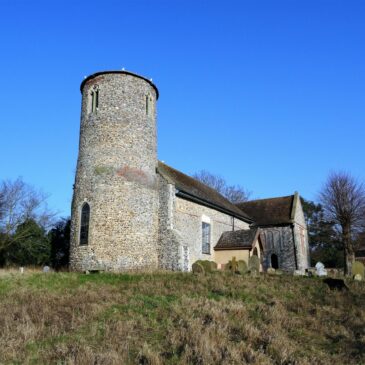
192,262,204,275
267,267,276,275
354,274,363,281
237,260,248,275
248,255,260,273
20,267,24,274
315,262,327,277
43,266,50,273
352,261,365,279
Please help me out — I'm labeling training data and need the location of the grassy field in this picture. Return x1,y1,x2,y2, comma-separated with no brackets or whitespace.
0,270,364,365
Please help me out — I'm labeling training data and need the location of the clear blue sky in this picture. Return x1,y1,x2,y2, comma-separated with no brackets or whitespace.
1,0,364,217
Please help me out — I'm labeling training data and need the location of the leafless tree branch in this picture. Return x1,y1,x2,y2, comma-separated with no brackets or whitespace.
0,178,56,251
193,170,251,203
319,171,365,275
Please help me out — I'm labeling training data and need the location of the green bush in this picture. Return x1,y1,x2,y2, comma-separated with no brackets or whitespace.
352,261,365,279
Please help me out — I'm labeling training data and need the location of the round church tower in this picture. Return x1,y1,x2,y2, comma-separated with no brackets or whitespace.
70,71,159,271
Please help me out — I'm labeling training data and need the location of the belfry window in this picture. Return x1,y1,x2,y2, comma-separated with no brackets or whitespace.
146,94,153,116
202,222,211,254
91,89,99,113
80,203,90,245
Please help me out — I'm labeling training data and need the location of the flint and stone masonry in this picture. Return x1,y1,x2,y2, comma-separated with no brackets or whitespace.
70,70,310,272
70,71,159,271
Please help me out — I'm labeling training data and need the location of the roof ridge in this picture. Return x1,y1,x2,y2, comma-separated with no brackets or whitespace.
237,194,294,206
158,161,232,201
157,161,252,221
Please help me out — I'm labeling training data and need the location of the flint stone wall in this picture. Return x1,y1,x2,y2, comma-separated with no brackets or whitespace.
260,226,297,272
70,73,159,271
158,173,250,271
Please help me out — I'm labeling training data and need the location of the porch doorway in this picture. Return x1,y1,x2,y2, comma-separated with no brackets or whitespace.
271,254,279,269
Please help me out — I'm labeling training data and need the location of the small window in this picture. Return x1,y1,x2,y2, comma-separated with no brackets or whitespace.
91,89,99,113
80,203,90,245
202,222,211,254
146,94,153,116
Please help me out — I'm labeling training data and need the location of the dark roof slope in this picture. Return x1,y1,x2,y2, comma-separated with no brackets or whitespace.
236,195,294,226
215,228,259,250
157,161,252,222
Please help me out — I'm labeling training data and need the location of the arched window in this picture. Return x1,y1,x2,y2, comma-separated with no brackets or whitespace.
90,87,99,113
80,203,90,245
253,247,258,256
271,254,279,269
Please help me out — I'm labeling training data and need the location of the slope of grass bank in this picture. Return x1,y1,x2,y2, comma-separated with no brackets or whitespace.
0,271,364,365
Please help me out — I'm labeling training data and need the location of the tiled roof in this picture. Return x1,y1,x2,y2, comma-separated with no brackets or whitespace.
236,195,295,226
157,161,252,222
214,228,259,250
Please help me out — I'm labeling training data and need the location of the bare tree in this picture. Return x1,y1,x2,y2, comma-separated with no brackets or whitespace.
319,171,365,275
0,178,55,255
193,170,251,203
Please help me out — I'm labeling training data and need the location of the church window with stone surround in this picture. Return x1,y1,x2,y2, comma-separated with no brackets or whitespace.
202,222,211,254
80,203,90,245
91,89,99,113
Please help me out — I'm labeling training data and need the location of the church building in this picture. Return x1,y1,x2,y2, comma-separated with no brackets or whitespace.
70,70,310,273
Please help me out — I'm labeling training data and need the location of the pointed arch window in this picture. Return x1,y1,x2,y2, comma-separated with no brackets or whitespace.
80,203,90,245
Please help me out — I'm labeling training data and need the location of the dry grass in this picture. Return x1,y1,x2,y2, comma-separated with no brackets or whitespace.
0,271,364,365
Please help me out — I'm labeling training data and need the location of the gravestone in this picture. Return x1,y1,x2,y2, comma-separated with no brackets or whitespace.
237,260,248,275
43,266,50,273
354,274,363,281
315,262,327,277
352,261,364,280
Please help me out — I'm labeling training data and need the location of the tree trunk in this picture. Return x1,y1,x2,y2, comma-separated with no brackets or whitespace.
343,225,354,276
